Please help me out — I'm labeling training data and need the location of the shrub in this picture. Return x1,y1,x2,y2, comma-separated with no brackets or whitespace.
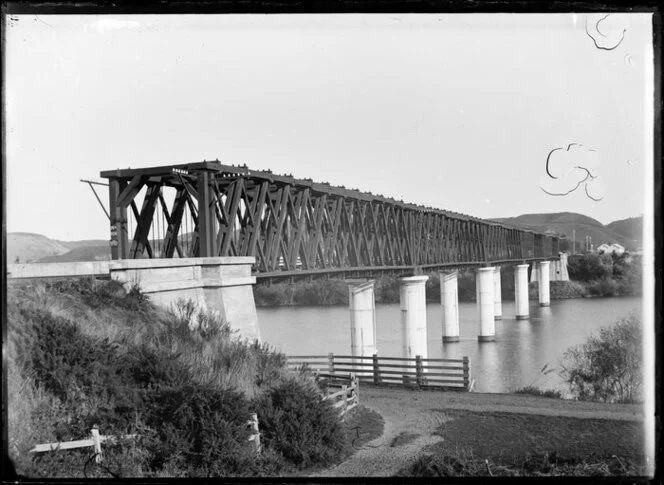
457,272,476,302
254,284,291,306
561,313,642,403
46,278,152,313
549,281,587,299
292,280,347,306
254,378,346,468
568,253,614,282
249,340,288,388
375,277,399,303
425,274,441,302
514,386,563,399
147,384,259,476
585,278,620,297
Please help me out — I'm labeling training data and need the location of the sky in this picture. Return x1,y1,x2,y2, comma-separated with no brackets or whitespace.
4,13,654,241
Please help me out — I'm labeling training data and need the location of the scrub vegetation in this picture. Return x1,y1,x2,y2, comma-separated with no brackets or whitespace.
6,278,376,478
254,251,642,307
561,313,643,404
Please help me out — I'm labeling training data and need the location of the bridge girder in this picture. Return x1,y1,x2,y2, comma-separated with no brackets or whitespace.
101,161,560,281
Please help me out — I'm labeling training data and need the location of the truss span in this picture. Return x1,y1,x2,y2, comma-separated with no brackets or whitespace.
101,161,560,281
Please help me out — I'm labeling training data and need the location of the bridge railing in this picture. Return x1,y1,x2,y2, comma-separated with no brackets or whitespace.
288,353,470,391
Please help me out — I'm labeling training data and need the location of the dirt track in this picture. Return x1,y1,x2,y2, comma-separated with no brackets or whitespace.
312,386,645,477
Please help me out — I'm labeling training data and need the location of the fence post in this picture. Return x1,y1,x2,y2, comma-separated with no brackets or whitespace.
248,413,261,454
91,425,102,464
463,356,470,390
415,355,423,387
372,354,381,384
350,372,358,406
328,352,335,374
341,385,348,415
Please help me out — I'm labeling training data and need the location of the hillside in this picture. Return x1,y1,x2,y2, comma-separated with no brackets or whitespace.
7,233,73,264
606,217,643,246
491,212,641,251
7,232,109,264
37,245,111,263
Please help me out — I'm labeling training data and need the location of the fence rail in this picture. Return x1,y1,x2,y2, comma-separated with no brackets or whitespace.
31,416,262,461
289,353,470,391
317,372,359,416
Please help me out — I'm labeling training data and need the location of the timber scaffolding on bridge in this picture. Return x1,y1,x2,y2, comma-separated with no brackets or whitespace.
100,161,561,282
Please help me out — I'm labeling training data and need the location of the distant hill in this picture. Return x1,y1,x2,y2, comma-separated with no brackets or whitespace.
7,232,110,264
37,246,112,263
491,212,642,251
606,217,643,245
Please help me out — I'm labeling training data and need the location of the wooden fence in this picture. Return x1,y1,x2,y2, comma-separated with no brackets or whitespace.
289,353,470,391
30,415,262,461
317,372,359,416
29,426,136,464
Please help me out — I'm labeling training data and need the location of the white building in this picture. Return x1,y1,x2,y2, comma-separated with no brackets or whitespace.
597,243,611,254
597,243,625,256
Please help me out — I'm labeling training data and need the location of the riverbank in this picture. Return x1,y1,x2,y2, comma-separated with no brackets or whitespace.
255,275,641,307
312,385,647,478
255,253,642,308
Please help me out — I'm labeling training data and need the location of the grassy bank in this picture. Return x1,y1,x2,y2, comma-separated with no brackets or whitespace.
6,278,379,478
399,410,646,477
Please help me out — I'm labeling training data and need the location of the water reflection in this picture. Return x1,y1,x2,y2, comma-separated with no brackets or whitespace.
258,297,641,393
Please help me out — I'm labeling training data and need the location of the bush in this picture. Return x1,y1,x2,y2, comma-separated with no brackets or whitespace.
568,253,614,282
147,384,259,476
293,280,347,306
457,271,476,302
254,378,347,468
375,277,399,303
12,307,143,436
585,278,620,297
561,313,642,403
254,284,291,306
46,278,152,313
514,386,563,399
550,280,587,299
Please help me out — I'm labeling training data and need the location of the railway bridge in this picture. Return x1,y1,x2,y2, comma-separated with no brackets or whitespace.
96,161,564,358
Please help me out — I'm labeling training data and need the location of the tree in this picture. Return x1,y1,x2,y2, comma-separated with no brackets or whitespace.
567,253,613,282
560,313,642,403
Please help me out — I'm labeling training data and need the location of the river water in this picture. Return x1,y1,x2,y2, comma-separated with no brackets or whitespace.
258,297,642,394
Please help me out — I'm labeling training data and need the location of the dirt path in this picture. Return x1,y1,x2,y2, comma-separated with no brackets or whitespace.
312,386,644,477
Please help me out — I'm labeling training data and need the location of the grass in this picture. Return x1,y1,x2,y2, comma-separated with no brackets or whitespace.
401,410,646,476
343,405,385,451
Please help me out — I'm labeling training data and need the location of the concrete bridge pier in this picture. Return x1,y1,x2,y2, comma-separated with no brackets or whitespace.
493,266,503,320
400,275,429,360
440,271,460,342
348,280,378,365
538,260,551,307
476,267,496,342
514,263,530,320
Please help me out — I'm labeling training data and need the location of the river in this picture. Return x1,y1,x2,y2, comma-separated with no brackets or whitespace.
258,296,642,394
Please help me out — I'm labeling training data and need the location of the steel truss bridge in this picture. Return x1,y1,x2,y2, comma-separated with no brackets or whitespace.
100,161,561,281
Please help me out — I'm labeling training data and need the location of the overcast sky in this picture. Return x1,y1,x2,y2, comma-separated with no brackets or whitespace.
5,13,653,241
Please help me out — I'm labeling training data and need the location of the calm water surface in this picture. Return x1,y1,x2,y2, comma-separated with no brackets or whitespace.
258,297,642,394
